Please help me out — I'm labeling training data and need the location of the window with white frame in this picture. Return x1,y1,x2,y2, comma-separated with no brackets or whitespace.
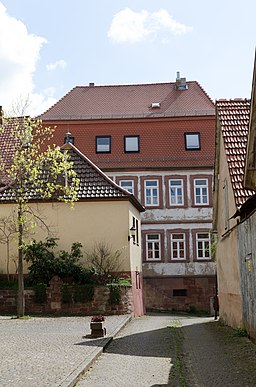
196,233,211,259
119,180,134,194
124,136,139,153
145,180,159,206
146,234,161,260
170,233,186,260
169,179,184,205
185,133,200,150
194,178,209,205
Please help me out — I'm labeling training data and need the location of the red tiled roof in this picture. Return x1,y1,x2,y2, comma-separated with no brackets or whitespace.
0,141,145,212
40,81,215,120
0,116,24,184
216,99,255,207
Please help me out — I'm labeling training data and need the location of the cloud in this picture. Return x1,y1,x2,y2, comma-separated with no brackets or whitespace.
108,8,192,43
46,59,67,71
0,2,55,116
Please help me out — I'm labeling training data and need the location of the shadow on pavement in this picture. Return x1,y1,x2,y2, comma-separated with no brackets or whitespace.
75,326,174,358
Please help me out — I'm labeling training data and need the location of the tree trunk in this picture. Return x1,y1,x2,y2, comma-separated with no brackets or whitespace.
17,203,25,317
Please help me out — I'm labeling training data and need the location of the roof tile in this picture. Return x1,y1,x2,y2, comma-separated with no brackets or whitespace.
216,99,255,208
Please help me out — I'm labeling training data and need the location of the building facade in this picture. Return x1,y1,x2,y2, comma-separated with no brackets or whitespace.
40,75,216,312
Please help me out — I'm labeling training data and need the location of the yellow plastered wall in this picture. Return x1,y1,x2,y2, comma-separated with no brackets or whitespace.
0,200,142,275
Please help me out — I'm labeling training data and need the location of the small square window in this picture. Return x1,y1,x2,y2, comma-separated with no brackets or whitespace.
124,136,139,153
185,133,200,150
173,289,187,297
96,136,111,153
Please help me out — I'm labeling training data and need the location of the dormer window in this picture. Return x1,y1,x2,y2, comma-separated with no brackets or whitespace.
184,133,200,150
124,136,140,153
151,102,161,108
96,136,111,153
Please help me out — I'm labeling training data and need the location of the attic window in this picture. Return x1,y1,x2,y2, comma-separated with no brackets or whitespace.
151,102,161,108
185,133,201,150
124,136,140,153
96,136,111,153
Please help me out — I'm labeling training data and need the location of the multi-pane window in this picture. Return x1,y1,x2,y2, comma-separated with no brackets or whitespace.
196,233,211,259
145,180,159,206
96,136,111,153
170,233,186,260
185,133,200,150
124,136,139,153
194,179,209,205
146,234,161,260
120,180,134,194
169,179,183,205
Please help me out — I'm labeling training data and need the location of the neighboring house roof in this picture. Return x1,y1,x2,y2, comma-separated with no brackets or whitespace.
40,81,215,121
61,143,145,211
216,99,255,208
0,141,145,212
0,115,24,185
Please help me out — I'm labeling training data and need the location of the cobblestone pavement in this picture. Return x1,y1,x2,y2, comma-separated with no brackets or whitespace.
0,314,131,387
78,314,256,387
1,314,256,387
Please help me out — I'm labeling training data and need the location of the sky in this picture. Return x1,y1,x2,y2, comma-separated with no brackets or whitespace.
0,0,256,116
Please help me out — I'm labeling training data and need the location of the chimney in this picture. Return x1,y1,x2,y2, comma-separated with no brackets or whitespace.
175,72,188,90
89,82,95,87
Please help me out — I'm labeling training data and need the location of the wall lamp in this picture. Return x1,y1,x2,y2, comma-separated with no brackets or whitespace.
128,226,136,241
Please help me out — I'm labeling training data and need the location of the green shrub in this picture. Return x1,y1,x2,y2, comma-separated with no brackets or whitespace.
61,284,73,304
73,284,94,303
24,238,95,285
108,284,121,305
33,283,47,304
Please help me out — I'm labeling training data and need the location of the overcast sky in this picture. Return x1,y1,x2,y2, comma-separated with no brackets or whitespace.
0,0,255,116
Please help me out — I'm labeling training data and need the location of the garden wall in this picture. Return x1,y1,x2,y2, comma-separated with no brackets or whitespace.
0,276,134,316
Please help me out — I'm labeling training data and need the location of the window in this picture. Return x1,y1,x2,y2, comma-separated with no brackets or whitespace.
96,136,111,153
170,233,186,260
194,179,209,205
145,180,159,206
196,233,211,259
169,179,184,205
185,133,200,150
124,136,139,153
173,289,187,297
120,180,134,194
146,234,161,261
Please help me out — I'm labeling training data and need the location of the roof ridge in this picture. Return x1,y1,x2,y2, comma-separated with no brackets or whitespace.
72,80,202,89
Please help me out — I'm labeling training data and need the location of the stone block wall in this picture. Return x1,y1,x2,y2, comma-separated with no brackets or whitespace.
0,276,134,316
144,276,216,313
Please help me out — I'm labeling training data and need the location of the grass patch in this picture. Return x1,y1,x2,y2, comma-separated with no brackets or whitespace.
234,327,248,337
168,320,186,387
